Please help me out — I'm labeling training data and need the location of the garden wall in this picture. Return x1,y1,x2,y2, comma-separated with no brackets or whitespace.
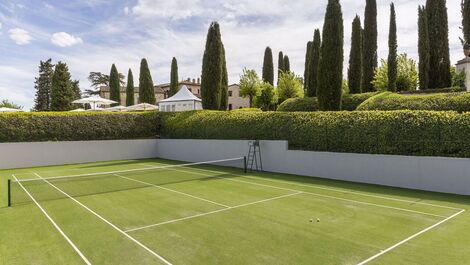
0,139,159,169
156,139,470,196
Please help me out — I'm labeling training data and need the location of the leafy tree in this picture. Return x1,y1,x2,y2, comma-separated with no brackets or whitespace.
33,59,54,111
278,71,304,104
201,22,225,110
463,0,470,43
126,69,135,106
451,66,466,88
426,0,451,88
362,0,378,92
239,68,261,108
86,72,124,96
278,51,284,84
372,54,418,91
283,55,290,72
348,16,363,94
304,41,313,93
109,64,121,106
139,58,156,104
51,61,74,111
0,99,22,109
71,80,81,100
418,6,430,90
388,3,398,92
318,0,344,111
262,47,274,85
308,29,322,97
170,57,179,97
254,82,278,111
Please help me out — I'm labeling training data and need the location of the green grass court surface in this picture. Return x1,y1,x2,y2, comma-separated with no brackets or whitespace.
1,158,470,265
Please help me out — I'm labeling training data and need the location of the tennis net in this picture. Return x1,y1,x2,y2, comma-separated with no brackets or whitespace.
8,157,246,207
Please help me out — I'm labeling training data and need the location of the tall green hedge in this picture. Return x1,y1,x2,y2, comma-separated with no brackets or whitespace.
159,110,470,157
278,92,378,112
357,92,470,112
0,112,158,142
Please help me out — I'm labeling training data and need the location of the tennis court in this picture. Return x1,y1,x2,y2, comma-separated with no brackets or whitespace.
1,158,469,265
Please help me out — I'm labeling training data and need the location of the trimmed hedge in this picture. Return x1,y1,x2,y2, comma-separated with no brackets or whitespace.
398,87,465,95
357,92,470,112
159,110,470,158
0,112,158,142
278,92,378,112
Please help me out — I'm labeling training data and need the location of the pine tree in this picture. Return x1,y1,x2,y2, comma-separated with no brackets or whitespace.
219,45,229,111
304,41,313,93
71,80,81,100
51,61,74,111
362,0,378,92
348,16,363,94
308,29,322,97
169,57,179,97
463,0,470,43
262,47,274,85
388,3,398,92
278,51,284,83
33,59,54,111
283,55,290,73
318,0,344,111
126,69,135,106
426,0,451,88
139,58,155,104
418,6,430,90
109,64,121,106
200,22,225,110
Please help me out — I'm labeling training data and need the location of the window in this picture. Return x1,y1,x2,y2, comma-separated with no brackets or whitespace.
228,104,233,110
172,105,176,111
229,91,233,97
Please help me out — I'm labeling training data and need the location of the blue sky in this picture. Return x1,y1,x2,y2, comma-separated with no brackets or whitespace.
0,0,463,110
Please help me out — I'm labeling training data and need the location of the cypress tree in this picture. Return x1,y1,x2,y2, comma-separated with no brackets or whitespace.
348,16,363,94
388,3,398,92
71,80,81,100
426,0,451,88
109,64,121,106
34,58,54,111
463,0,470,43
304,41,313,93
362,0,378,92
51,61,74,111
418,6,430,90
283,55,291,73
169,57,179,97
278,51,284,83
308,29,322,97
318,0,344,111
200,22,224,110
220,45,229,110
139,58,155,104
262,47,274,85
126,69,135,106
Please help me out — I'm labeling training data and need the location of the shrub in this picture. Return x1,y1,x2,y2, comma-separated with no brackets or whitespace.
357,92,470,112
231,108,262,112
278,92,377,112
159,110,470,158
0,112,158,142
398,87,465,95
372,54,418,92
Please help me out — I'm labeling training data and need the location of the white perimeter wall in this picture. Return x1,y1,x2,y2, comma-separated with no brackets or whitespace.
0,140,159,170
155,139,470,196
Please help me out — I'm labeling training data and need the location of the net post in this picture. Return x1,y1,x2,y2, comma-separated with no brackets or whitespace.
243,156,247,173
8,179,11,207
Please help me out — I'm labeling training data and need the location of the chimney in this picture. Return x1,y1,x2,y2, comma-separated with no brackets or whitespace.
197,78,200,84
187,78,190,82
192,79,196,83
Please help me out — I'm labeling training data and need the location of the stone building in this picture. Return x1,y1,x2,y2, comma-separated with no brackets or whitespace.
99,78,249,109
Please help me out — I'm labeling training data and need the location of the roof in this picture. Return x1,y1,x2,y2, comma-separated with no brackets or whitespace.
158,85,202,103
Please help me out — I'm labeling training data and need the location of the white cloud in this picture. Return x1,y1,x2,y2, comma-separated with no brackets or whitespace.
51,32,83,47
132,0,201,19
123,6,129,15
9,28,33,45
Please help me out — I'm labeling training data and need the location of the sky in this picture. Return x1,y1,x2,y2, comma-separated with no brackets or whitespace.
0,0,463,110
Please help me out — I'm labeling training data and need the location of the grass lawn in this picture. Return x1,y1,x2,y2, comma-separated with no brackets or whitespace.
1,158,469,265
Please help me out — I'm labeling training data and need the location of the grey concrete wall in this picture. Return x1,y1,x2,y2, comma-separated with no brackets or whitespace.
0,140,159,169
155,139,470,195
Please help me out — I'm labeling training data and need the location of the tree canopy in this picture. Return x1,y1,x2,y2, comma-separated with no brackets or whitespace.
372,53,418,92
239,68,261,108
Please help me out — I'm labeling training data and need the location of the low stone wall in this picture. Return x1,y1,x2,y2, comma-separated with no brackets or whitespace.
0,139,159,169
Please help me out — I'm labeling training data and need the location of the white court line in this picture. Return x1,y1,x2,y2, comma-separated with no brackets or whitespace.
356,209,466,265
33,173,173,265
12,175,92,265
114,174,230,208
126,192,302,233
186,166,464,211
168,168,448,219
